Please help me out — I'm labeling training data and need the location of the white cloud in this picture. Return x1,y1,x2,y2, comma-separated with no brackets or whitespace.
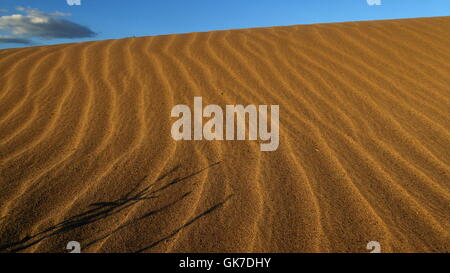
0,7,95,42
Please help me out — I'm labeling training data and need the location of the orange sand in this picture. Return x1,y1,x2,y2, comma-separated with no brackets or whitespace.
0,17,449,253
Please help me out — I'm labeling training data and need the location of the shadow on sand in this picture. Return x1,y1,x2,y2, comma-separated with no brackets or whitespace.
0,161,231,253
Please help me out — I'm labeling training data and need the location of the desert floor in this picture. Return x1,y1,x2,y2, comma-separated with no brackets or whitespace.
0,16,449,253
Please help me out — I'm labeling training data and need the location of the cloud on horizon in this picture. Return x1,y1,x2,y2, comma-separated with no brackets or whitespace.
0,7,96,44
0,35,32,44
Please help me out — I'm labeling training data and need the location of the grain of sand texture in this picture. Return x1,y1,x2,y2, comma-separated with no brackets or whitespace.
0,17,449,253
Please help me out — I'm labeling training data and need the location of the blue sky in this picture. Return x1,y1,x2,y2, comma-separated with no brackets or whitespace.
0,0,449,49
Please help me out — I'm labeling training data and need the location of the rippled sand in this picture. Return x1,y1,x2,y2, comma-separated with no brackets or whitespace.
0,17,449,253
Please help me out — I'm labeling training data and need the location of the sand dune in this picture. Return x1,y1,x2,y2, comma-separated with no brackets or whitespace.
0,17,449,253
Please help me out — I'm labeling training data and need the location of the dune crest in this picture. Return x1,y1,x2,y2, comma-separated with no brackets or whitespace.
0,17,449,253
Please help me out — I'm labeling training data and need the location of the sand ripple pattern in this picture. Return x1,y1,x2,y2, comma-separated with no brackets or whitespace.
0,17,449,252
